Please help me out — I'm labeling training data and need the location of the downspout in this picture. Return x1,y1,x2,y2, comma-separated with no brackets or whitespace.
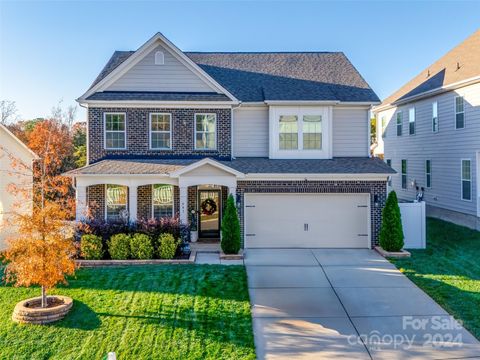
230,102,242,160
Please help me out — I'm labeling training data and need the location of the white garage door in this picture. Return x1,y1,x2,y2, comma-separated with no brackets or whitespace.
244,193,370,248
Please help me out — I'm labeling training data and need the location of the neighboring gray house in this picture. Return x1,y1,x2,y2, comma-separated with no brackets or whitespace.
374,29,480,229
67,32,393,249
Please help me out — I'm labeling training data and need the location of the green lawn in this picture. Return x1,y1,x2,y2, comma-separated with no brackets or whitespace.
0,265,255,360
392,217,480,339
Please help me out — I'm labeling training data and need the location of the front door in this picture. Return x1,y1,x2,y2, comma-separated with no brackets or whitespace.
198,190,221,238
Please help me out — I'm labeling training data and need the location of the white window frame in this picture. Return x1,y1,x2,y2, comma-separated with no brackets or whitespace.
105,184,128,221
396,111,403,136
425,160,432,188
104,112,127,150
432,101,438,133
461,159,472,201
151,184,174,218
408,107,415,135
194,113,217,150
149,113,172,150
455,96,465,129
269,106,331,159
401,159,407,190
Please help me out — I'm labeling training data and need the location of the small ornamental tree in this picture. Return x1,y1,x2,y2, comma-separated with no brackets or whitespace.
379,191,405,252
221,194,241,254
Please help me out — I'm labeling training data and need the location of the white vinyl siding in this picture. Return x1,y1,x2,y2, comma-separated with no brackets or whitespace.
380,82,480,217
233,107,269,157
106,45,214,92
386,159,392,187
332,108,369,157
461,159,472,201
104,113,126,150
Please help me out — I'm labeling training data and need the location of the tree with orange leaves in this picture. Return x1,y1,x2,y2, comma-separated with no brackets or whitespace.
1,118,76,309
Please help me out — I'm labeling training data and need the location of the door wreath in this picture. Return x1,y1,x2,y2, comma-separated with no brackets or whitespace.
201,198,217,215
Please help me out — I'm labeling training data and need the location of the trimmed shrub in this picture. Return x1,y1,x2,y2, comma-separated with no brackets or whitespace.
130,233,154,260
80,234,104,260
221,194,241,254
108,233,131,259
157,233,179,260
379,191,405,252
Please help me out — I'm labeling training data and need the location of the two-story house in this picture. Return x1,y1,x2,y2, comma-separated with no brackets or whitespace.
67,32,393,249
374,30,480,229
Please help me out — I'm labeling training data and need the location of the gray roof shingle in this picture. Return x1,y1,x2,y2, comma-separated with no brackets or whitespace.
66,157,395,176
87,50,379,103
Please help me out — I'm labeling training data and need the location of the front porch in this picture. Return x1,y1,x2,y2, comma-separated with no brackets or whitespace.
73,158,243,240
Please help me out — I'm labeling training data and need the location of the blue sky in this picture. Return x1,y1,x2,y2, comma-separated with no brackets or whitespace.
1,0,479,121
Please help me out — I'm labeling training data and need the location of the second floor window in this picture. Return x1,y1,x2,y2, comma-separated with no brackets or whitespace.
195,114,216,150
409,107,415,135
150,113,172,150
396,112,403,136
279,115,298,150
401,159,407,189
152,184,174,218
105,113,126,150
303,115,322,150
432,102,438,132
455,96,465,129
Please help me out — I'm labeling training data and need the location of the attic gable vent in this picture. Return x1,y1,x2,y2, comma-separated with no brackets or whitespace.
155,51,165,65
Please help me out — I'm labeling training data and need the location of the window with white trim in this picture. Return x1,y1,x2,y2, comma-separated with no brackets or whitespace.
195,114,216,150
386,159,392,186
432,102,438,132
105,113,126,149
155,51,165,65
401,159,407,189
152,184,174,218
396,112,403,136
302,115,322,150
455,96,465,129
279,115,298,150
409,107,415,135
461,159,471,201
150,113,171,149
425,160,432,188
106,184,128,221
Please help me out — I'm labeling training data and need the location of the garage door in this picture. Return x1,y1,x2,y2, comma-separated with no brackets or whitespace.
244,193,370,248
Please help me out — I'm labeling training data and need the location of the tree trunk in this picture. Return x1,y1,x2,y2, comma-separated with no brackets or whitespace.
41,286,47,308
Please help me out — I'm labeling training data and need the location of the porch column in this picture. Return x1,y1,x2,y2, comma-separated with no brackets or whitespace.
75,185,87,221
179,186,188,224
129,185,138,222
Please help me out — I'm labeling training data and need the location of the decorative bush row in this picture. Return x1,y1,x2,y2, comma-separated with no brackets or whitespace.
81,232,180,260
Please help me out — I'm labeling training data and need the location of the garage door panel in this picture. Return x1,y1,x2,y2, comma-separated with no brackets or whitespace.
245,193,370,248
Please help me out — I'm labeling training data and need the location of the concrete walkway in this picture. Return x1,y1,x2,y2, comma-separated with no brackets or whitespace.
246,249,480,360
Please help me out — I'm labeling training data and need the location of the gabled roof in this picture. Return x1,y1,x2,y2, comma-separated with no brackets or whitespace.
79,32,239,103
378,29,480,110
0,123,38,160
83,35,379,104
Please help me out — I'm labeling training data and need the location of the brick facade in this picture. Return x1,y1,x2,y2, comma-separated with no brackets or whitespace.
88,107,231,163
236,180,387,248
87,184,105,220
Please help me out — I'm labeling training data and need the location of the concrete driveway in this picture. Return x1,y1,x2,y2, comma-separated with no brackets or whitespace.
246,249,480,359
